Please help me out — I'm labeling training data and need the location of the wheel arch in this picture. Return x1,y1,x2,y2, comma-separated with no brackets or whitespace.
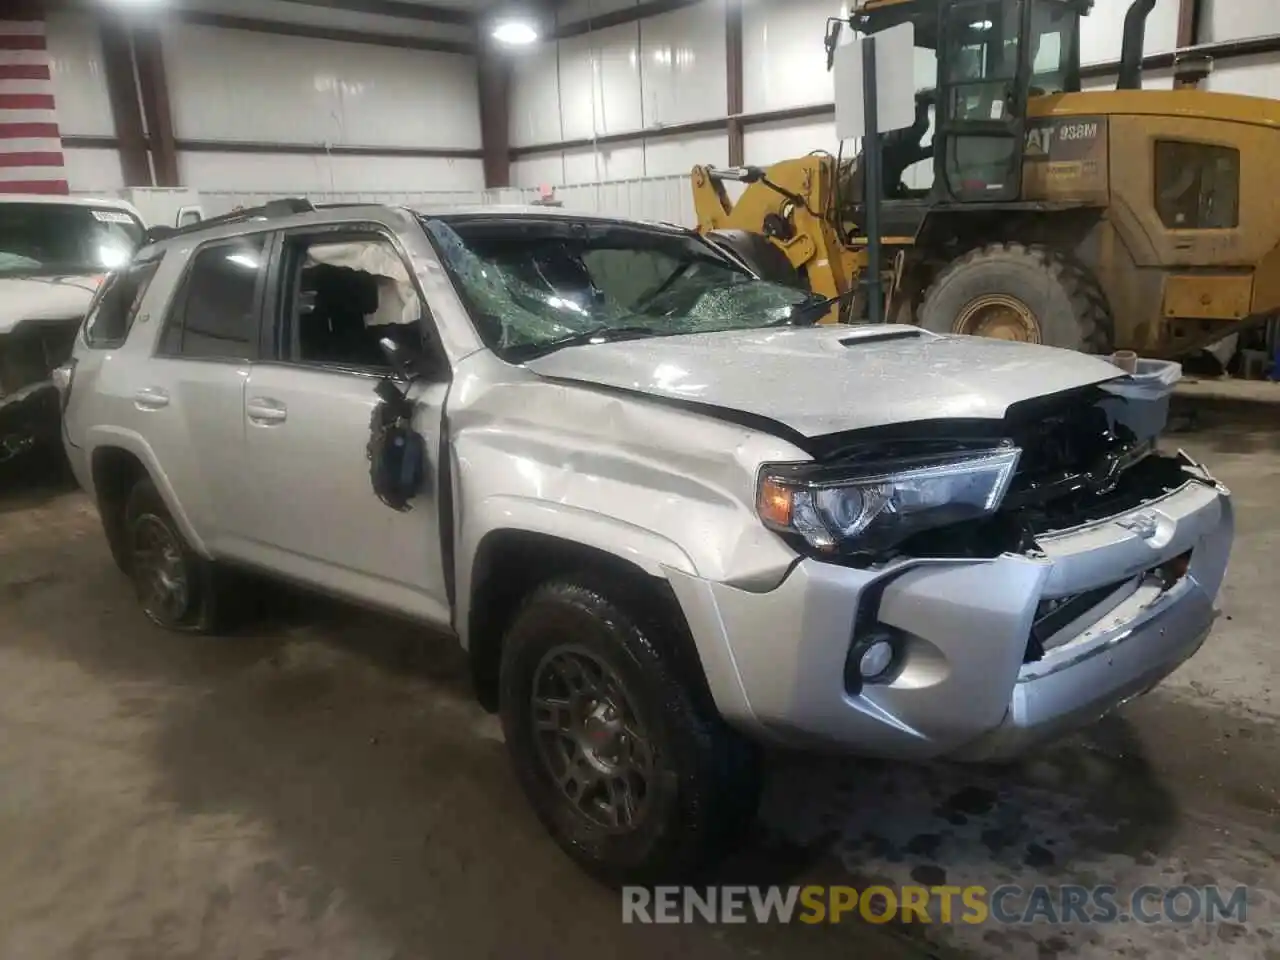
463,523,708,713
86,428,211,559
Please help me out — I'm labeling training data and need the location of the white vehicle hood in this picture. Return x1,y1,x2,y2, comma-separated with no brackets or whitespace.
524,325,1126,439
0,274,103,335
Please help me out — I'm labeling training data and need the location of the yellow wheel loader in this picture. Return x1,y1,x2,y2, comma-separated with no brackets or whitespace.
692,0,1280,358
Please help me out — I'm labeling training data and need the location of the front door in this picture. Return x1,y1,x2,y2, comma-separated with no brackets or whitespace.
232,227,451,628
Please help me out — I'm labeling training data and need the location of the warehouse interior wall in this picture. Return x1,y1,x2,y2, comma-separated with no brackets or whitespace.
42,6,485,196
34,0,1280,213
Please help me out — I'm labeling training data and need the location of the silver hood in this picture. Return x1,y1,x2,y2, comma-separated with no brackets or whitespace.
0,274,102,336
524,325,1125,439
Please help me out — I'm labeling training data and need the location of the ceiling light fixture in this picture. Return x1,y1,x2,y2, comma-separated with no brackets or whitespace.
492,19,539,45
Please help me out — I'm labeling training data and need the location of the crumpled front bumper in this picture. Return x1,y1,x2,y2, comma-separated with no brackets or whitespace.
0,380,60,461
667,462,1233,762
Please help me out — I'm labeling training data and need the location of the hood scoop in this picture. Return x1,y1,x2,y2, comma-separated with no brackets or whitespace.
838,328,924,348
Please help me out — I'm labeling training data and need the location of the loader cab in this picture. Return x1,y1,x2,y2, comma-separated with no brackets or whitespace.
851,0,1089,204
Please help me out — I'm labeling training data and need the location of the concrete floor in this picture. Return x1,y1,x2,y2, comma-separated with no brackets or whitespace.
0,406,1276,960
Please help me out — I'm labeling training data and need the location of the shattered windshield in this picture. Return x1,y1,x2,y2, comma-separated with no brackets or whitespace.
0,203,144,278
422,215,811,360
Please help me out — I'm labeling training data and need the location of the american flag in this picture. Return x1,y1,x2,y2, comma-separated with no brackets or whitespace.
0,12,67,195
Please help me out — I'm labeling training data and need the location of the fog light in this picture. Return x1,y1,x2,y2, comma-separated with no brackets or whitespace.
859,639,895,680
845,627,901,694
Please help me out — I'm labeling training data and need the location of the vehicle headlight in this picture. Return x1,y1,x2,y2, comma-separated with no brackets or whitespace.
756,446,1021,553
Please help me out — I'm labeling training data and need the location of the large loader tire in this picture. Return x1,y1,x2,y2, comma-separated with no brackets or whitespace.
917,242,1113,353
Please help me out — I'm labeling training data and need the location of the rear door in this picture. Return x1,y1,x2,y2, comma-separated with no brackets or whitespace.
121,234,268,552
231,224,452,627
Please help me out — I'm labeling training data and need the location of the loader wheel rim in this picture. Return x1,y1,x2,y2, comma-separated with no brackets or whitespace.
953,294,1041,343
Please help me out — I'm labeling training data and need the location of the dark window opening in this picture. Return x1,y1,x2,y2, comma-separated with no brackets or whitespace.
1155,141,1240,230
160,235,266,360
278,236,424,371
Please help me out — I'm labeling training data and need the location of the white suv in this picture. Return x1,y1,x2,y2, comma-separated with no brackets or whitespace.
62,200,1234,882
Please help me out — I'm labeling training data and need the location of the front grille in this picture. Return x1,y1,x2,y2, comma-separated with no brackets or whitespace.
0,318,80,398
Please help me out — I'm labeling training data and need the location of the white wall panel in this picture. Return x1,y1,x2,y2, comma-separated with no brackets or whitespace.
563,141,646,182
511,154,567,189
509,45,564,147
1080,0,1178,65
742,0,843,114
1205,56,1280,100
744,117,840,166
640,1,727,125
643,131,727,175
178,152,483,193
164,25,480,148
63,149,126,193
44,11,115,137
558,23,644,140
1081,67,1175,91
1202,0,1280,43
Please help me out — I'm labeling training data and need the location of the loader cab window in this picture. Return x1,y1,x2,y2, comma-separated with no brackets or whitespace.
1028,0,1081,94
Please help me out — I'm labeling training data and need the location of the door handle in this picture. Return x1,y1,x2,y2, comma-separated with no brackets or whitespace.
246,397,288,425
133,387,170,411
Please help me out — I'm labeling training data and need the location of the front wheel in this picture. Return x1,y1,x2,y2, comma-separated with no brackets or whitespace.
499,576,761,885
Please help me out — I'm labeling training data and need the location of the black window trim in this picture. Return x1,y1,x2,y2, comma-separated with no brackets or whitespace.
153,229,274,363
258,220,449,381
82,253,164,350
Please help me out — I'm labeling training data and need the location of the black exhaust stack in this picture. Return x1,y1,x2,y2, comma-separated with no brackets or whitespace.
1117,0,1157,90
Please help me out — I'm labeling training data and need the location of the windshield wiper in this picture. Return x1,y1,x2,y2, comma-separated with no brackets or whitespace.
507,325,663,361
778,288,863,327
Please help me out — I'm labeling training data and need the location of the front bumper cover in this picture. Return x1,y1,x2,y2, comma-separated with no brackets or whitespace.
668,461,1233,761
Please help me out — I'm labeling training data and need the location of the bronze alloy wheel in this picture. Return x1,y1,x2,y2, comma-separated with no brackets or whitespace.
952,292,1043,343
530,645,655,832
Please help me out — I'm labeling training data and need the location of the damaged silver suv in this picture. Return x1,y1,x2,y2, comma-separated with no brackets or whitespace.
62,200,1234,883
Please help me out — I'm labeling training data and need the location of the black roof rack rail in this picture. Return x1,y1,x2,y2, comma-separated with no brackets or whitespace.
144,197,316,245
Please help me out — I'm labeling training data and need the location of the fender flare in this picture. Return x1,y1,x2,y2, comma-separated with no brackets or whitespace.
84,426,212,558
457,495,699,648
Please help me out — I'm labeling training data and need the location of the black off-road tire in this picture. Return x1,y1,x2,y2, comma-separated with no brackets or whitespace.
499,575,762,886
917,242,1113,353
123,478,228,633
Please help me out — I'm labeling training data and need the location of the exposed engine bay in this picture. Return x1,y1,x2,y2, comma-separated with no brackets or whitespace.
812,384,1200,565
0,318,81,461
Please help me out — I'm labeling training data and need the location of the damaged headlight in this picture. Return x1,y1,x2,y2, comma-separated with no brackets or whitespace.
756,445,1021,553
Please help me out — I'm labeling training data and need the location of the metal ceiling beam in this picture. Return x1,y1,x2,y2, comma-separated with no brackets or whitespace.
725,0,744,166
555,0,705,39
273,0,477,27
132,23,180,187
174,11,474,54
95,13,152,186
477,42,512,187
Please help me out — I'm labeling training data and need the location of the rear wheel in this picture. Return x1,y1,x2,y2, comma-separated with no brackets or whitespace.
123,478,226,633
917,242,1112,353
499,576,761,885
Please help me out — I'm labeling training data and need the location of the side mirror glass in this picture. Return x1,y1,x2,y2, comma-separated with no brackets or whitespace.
379,336,416,381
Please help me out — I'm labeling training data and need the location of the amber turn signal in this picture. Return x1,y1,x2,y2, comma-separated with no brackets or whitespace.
757,477,793,528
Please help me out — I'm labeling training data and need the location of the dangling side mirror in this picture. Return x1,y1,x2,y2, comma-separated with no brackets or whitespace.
379,336,417,382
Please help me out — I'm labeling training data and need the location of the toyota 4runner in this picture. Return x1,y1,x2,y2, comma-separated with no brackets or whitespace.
61,199,1234,883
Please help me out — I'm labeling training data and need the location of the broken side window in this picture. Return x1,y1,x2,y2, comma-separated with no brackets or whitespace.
85,257,161,348
277,235,423,371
